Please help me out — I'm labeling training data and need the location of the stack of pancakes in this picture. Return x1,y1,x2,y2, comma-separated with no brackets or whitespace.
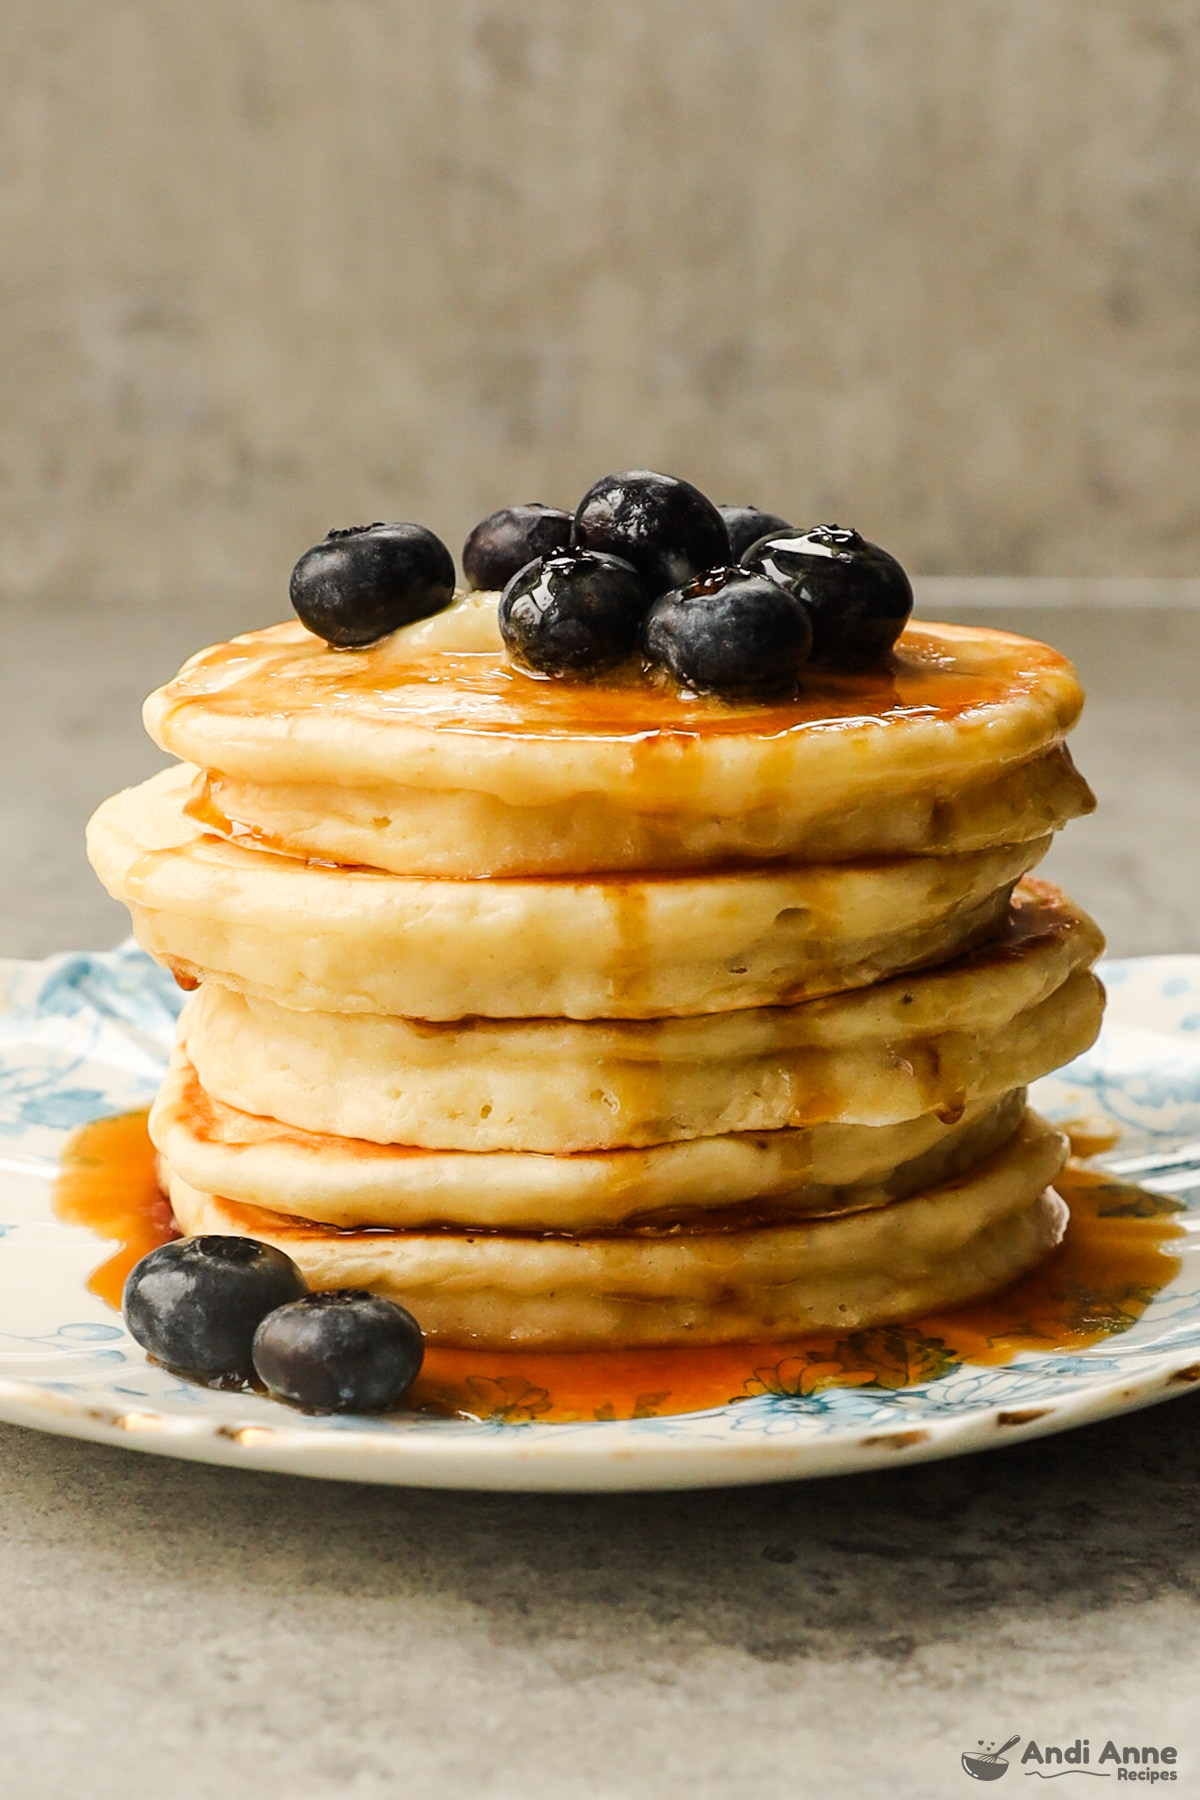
87,595,1103,1348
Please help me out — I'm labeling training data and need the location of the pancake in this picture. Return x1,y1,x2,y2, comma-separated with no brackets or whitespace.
145,602,1085,818
144,603,1091,875
181,879,1102,1150
184,743,1091,878
87,763,1047,1018
151,1044,1029,1228
164,1110,1069,1348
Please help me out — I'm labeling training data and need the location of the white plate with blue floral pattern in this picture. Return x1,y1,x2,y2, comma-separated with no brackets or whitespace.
1,945,1199,1491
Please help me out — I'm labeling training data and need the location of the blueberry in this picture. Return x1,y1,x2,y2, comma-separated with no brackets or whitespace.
744,525,913,667
499,548,648,676
573,470,730,597
719,505,794,562
123,1236,307,1375
252,1290,425,1412
290,522,456,648
462,504,573,592
643,568,813,698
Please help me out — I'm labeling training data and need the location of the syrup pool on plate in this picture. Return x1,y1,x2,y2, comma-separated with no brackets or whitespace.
54,1112,1184,1424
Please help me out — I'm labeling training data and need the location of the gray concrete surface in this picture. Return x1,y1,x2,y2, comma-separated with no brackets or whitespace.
2,592,1199,1797
2,1401,1199,1800
4,1,1200,608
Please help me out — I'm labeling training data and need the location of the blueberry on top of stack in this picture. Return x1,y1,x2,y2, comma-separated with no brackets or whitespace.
289,468,914,699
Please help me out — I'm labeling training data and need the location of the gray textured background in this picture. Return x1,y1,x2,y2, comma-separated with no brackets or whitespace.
3,0,1200,615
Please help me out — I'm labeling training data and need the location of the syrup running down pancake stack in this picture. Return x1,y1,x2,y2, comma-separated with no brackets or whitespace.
88,568,1102,1349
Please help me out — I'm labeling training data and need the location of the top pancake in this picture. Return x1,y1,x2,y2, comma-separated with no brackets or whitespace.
143,598,1091,875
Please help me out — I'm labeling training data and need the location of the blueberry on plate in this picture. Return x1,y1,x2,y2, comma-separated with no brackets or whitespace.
499,548,648,676
718,505,793,563
573,470,730,596
462,504,573,592
744,525,913,667
643,567,813,698
123,1236,307,1375
252,1290,425,1413
290,521,456,649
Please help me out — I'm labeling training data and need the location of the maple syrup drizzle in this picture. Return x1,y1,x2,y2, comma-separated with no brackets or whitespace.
53,1112,1183,1423
54,1111,178,1308
162,625,1038,743
184,783,274,851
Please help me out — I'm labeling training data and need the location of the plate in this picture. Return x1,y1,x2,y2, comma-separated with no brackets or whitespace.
1,944,1199,1492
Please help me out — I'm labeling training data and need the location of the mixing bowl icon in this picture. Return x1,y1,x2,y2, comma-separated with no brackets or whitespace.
961,1753,1008,1780
962,1735,1020,1779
